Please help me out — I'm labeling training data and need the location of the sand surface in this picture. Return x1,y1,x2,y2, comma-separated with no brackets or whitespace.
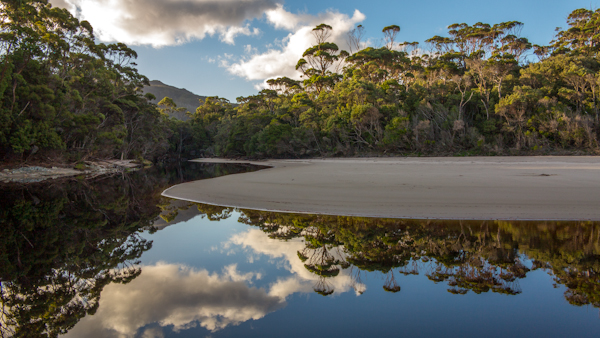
162,157,600,220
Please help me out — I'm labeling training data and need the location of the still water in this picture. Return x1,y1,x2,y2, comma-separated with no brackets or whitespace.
1,163,599,337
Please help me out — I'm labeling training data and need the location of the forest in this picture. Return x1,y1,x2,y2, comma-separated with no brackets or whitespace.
1,1,600,163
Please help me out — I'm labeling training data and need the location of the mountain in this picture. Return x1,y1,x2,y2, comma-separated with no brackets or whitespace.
142,80,207,121
152,200,202,231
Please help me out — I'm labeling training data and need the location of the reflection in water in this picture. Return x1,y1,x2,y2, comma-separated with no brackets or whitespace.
64,204,600,337
68,204,600,337
234,209,600,306
228,228,353,299
64,263,283,337
0,163,263,338
1,162,600,337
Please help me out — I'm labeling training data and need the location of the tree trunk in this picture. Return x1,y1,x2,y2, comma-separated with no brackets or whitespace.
481,99,490,120
498,78,503,101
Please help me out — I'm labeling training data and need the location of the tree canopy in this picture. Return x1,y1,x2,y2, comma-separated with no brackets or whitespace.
1,4,599,163
163,8,600,159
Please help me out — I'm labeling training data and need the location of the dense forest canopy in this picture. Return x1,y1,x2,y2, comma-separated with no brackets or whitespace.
1,1,600,162
0,0,169,162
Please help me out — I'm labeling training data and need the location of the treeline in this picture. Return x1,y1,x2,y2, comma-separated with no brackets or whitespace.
177,8,600,158
2,2,600,163
0,0,172,163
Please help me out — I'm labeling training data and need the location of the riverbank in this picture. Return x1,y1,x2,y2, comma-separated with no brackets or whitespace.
0,160,142,183
162,156,600,221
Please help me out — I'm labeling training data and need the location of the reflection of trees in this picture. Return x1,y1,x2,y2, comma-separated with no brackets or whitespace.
300,227,343,296
202,207,600,307
0,163,262,338
420,222,527,295
383,270,401,293
512,221,600,308
0,174,159,337
195,203,233,221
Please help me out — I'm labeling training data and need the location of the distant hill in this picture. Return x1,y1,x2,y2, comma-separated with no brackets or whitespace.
142,80,207,121
152,200,201,231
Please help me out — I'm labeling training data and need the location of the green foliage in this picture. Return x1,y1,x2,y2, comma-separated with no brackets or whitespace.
383,116,410,146
0,0,167,161
2,6,600,161
179,12,600,159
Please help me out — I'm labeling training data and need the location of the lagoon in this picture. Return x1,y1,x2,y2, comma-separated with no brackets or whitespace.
1,162,599,337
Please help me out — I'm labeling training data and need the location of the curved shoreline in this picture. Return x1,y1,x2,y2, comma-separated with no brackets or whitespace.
162,156,600,221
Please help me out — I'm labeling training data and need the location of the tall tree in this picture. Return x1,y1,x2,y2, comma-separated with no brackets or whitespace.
382,25,401,50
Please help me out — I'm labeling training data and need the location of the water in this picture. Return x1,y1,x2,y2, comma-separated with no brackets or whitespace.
1,163,599,337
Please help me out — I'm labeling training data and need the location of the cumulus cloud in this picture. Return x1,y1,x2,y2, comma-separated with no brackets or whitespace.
264,4,315,31
49,1,368,82
49,0,280,47
226,5,366,82
64,262,284,337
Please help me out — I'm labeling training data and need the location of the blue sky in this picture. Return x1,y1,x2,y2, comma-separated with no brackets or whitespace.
51,0,600,102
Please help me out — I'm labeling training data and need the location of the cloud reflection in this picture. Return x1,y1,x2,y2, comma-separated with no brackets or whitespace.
64,263,283,337
229,228,360,299
66,226,363,337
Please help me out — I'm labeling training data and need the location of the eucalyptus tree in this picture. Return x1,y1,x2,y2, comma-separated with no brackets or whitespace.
451,74,474,119
344,47,411,105
382,25,401,50
552,8,600,54
267,76,302,95
296,24,349,95
346,24,366,54
0,0,171,162
399,41,420,56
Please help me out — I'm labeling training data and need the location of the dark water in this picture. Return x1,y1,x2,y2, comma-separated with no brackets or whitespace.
1,163,599,337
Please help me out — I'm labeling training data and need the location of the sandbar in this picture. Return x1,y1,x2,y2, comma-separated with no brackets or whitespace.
162,156,600,220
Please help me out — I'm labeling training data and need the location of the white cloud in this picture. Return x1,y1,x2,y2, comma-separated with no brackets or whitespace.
226,6,366,82
254,82,269,91
244,44,258,54
50,1,368,81
264,4,314,31
49,0,280,47
140,327,165,338
64,262,283,337
223,263,262,282
221,25,261,45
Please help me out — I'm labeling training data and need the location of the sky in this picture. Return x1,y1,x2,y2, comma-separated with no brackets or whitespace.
50,0,600,102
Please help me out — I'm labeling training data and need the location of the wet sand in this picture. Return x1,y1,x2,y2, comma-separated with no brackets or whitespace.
162,157,600,220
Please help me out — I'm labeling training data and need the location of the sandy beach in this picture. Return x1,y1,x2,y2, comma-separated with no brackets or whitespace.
162,157,600,220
